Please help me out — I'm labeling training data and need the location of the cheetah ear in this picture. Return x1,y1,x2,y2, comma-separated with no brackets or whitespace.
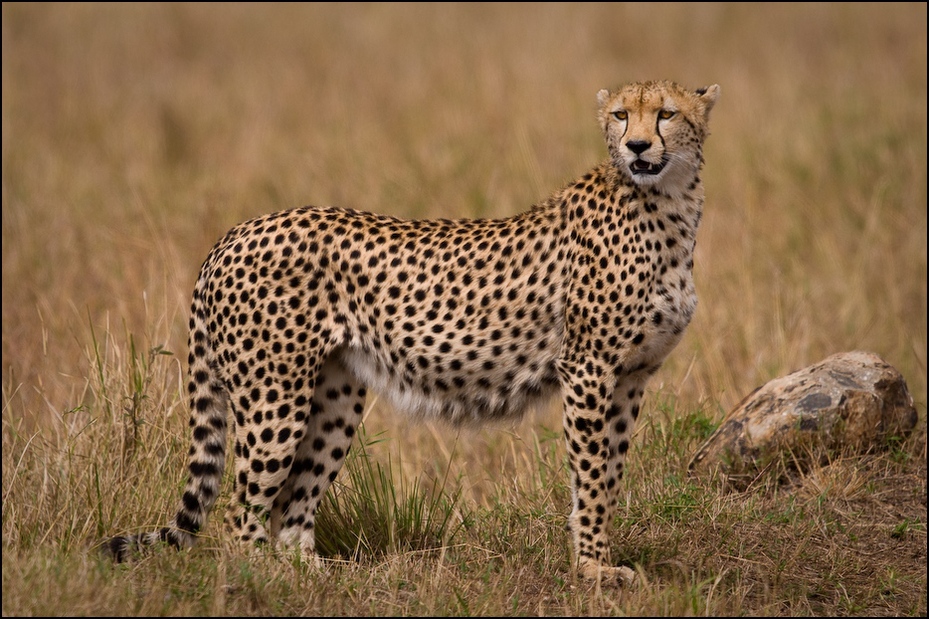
696,84,721,115
596,89,611,108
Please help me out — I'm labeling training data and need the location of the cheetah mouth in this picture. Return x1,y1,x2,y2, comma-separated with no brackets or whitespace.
629,158,667,176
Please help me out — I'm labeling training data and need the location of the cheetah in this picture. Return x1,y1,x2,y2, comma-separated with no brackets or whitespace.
103,80,720,585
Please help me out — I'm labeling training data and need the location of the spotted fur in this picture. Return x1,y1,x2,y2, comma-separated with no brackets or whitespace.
103,80,720,585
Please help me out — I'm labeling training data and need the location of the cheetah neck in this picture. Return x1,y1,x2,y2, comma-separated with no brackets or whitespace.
556,161,704,244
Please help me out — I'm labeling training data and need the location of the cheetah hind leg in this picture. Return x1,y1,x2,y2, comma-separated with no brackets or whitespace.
270,354,366,562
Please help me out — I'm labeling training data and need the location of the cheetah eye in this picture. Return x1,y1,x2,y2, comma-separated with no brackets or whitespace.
611,110,628,121
658,109,676,120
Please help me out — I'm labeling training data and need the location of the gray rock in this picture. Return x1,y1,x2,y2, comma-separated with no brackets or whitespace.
688,351,918,484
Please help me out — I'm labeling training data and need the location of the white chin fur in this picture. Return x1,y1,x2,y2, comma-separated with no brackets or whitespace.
629,170,665,186
627,160,696,194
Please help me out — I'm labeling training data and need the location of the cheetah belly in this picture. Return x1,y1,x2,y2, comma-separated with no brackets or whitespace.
339,326,563,426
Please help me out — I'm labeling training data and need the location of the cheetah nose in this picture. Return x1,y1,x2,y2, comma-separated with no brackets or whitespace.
626,140,651,155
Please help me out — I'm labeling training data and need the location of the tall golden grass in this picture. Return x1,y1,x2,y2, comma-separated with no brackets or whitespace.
2,3,926,616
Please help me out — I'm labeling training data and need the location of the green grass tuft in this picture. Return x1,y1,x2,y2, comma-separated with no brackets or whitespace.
314,425,466,560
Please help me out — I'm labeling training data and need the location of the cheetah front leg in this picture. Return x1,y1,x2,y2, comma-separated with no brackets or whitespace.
560,363,639,586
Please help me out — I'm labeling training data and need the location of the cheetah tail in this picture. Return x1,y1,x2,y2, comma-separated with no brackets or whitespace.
101,301,229,562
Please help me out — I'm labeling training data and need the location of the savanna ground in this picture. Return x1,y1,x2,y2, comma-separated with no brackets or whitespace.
2,3,926,616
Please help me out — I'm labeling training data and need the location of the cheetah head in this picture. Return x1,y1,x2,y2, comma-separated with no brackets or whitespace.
597,81,720,193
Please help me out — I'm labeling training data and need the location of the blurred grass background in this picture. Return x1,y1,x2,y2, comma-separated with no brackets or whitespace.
1,3,926,615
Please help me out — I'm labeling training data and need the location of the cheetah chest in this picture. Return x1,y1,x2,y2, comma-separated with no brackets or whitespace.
632,266,697,368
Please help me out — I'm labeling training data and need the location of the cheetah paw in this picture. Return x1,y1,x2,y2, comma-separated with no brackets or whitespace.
578,560,638,587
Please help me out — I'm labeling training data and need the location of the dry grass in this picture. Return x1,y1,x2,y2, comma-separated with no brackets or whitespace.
2,3,926,616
